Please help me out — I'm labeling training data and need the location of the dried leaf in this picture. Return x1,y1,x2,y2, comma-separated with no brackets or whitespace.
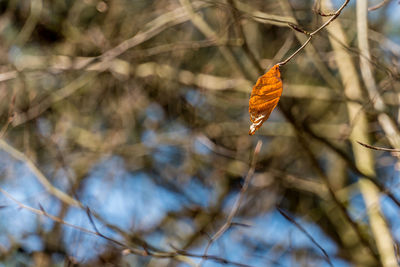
249,64,282,135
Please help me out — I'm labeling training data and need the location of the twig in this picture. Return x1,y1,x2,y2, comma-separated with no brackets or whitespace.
368,0,391,11
288,23,311,35
196,134,237,158
277,0,350,66
357,141,400,152
277,207,333,267
199,140,262,266
313,0,336,16
171,245,254,267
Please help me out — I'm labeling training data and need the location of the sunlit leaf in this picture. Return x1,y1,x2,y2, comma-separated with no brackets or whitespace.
248,64,283,135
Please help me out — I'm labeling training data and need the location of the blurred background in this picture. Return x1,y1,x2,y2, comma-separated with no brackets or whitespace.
0,0,399,266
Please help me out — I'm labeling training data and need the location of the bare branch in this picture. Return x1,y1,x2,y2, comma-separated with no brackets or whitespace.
277,0,350,66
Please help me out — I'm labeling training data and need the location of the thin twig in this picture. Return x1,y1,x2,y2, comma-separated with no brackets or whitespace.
277,207,333,267
171,245,254,267
199,140,262,266
357,141,400,152
368,0,391,11
288,23,311,35
277,0,350,66
313,0,336,16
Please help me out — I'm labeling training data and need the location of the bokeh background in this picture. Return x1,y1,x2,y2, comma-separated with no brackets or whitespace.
0,0,399,266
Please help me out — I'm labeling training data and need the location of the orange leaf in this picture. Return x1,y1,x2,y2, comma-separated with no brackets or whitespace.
248,64,282,135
